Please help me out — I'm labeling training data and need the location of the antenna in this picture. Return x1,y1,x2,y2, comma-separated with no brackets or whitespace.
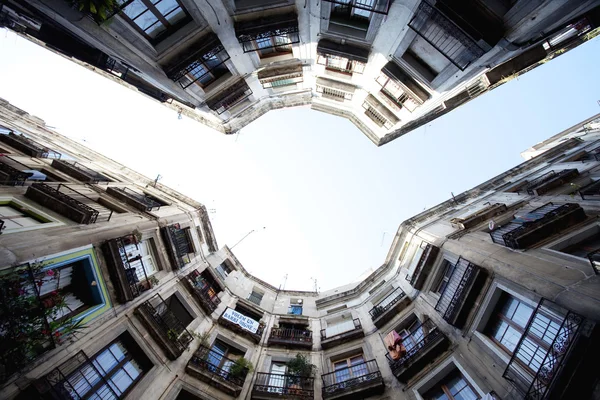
280,274,288,291
310,277,319,293
153,174,162,187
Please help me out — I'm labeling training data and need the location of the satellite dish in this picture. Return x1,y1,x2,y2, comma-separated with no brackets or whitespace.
489,220,496,230
297,299,303,304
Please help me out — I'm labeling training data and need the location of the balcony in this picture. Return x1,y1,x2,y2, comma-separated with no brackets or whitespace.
523,169,579,195
322,0,391,15
267,327,313,349
579,180,600,200
0,160,32,186
186,345,248,397
183,269,222,315
102,235,154,303
25,183,113,224
363,94,399,129
503,299,594,400
317,39,369,71
434,258,485,328
322,360,384,400
387,319,449,382
235,13,299,54
451,203,508,230
258,60,303,89
316,78,356,102
106,186,163,212
161,224,193,270
321,319,364,350
0,132,61,158
407,1,484,70
50,160,110,183
490,203,586,249
369,288,409,328
134,295,193,360
253,373,314,399
206,80,253,115
380,62,430,105
406,243,440,290
218,307,265,344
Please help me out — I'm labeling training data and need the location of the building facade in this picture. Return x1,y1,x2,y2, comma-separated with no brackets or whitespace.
1,99,600,400
1,0,599,145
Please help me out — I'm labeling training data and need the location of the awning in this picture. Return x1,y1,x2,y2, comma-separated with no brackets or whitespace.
382,61,430,103
365,94,400,124
317,39,369,63
163,32,226,79
257,60,303,80
316,77,357,94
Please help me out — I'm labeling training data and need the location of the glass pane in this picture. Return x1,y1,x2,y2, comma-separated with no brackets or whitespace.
134,10,159,30
501,325,522,352
154,0,178,15
108,368,134,395
123,0,148,19
512,302,533,327
166,8,186,25
145,21,166,38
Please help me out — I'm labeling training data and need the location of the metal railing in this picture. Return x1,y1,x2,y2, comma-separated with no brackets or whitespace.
322,0,391,15
490,203,582,249
165,224,193,269
386,319,444,372
189,345,248,387
0,219,4,234
114,235,152,298
113,187,163,211
523,169,578,195
321,318,362,340
406,243,436,286
322,360,382,397
434,258,479,324
369,288,406,319
185,269,221,313
51,160,111,183
138,295,193,353
0,161,32,186
0,132,62,159
407,1,484,70
269,327,313,344
503,299,584,400
578,180,600,199
55,184,113,223
254,372,314,397
211,86,253,114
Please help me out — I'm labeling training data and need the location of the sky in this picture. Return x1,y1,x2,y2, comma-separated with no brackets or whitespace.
0,30,599,292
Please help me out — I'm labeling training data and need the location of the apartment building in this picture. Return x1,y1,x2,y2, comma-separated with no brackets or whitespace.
1,99,600,400
1,0,599,145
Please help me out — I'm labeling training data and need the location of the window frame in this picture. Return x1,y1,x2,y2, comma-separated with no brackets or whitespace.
332,353,367,383
118,0,192,45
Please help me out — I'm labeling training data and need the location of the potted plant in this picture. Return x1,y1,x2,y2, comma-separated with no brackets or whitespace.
286,353,316,393
229,357,253,382
68,0,121,22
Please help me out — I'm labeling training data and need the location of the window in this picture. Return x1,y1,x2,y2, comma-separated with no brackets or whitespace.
560,234,600,258
0,202,51,232
333,354,367,383
248,289,264,306
328,1,372,39
215,262,233,280
122,239,159,280
288,300,303,315
485,292,534,355
376,73,419,112
423,370,479,400
120,0,190,43
48,334,151,399
433,260,455,295
207,339,244,374
255,35,293,58
397,320,425,353
181,54,229,89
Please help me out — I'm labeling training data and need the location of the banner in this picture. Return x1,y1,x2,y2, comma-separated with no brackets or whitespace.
222,307,259,333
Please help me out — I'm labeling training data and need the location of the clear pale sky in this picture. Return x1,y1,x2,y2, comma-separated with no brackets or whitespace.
1,30,599,291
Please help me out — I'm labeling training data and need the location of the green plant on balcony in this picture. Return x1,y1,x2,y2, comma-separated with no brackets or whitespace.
68,0,121,22
229,357,253,379
286,353,316,391
0,263,88,382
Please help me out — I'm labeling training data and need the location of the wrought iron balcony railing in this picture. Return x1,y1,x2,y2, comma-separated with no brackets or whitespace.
386,319,446,377
188,345,248,388
322,0,391,15
25,183,113,224
587,248,600,275
434,258,483,327
369,288,406,320
523,169,579,195
162,224,193,270
578,179,600,199
322,360,384,399
107,186,163,212
136,295,193,360
0,132,62,159
268,327,313,348
406,243,439,290
490,203,586,249
102,235,154,303
407,1,484,70
253,372,314,398
503,299,585,400
0,160,32,186
184,269,221,314
235,13,299,54
51,160,111,183
206,80,253,115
